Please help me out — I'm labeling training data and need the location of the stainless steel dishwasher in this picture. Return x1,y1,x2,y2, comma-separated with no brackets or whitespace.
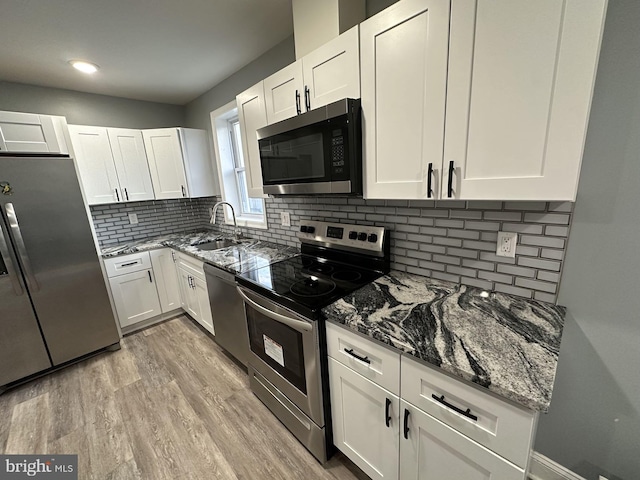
203,263,249,367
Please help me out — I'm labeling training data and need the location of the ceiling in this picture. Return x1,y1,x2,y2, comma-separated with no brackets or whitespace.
0,0,293,105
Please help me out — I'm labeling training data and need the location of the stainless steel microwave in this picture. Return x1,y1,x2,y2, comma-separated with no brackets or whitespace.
256,98,362,195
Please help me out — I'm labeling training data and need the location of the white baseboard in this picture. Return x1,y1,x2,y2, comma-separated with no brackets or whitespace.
529,452,586,480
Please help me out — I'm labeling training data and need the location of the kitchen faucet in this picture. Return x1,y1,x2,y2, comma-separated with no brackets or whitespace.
210,201,241,240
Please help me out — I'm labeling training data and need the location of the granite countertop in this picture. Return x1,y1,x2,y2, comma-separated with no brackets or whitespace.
101,230,299,274
322,271,566,412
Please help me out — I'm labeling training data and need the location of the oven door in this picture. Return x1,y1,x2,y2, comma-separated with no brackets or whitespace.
237,286,324,426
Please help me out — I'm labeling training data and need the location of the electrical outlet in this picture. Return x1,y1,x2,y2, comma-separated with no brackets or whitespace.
281,212,291,227
128,213,138,225
496,231,517,258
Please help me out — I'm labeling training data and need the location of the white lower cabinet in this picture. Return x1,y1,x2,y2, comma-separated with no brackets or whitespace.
175,252,214,335
329,358,400,480
149,249,181,313
326,322,531,480
108,269,162,328
400,402,523,480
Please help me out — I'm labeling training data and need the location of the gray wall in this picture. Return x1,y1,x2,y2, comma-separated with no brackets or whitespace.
184,36,295,130
534,1,640,479
0,80,184,128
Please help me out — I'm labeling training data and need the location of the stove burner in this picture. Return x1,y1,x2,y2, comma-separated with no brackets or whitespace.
306,263,334,275
331,270,362,282
290,277,336,297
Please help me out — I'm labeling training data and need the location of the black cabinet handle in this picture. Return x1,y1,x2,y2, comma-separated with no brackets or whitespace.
432,394,478,422
115,188,120,202
124,188,129,201
295,89,301,115
148,270,152,283
403,408,410,439
447,160,454,198
181,185,186,197
344,348,370,364
385,398,392,427
427,162,433,198
304,86,311,112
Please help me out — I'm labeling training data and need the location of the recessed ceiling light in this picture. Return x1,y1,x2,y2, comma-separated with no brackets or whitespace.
69,60,99,74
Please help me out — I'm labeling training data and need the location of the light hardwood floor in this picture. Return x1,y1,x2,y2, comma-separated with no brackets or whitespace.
0,316,369,480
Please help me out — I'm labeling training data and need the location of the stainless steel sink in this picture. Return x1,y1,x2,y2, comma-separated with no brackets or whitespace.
195,239,239,251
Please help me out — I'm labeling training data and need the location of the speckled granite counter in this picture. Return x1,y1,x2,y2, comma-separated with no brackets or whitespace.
322,271,566,412
101,230,299,274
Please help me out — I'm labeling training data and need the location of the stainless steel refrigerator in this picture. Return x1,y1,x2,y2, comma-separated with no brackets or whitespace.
0,154,120,390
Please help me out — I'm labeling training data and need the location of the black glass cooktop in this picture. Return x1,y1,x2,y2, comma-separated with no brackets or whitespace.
236,254,383,319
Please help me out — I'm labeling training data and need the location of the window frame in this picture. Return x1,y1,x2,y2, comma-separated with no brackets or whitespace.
210,101,267,229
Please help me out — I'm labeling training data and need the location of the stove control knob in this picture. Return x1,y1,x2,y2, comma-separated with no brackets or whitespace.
368,234,378,243
307,226,316,234
358,232,367,241
348,231,358,240
300,226,308,233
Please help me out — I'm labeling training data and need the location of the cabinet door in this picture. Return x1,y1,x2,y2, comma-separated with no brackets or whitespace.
237,82,268,198
143,128,189,200
177,267,199,319
361,0,450,200
193,276,214,335
263,60,305,124
108,269,162,328
0,111,61,153
107,128,155,202
149,249,181,313
302,25,360,111
400,402,525,480
444,0,607,201
179,128,217,198
68,125,121,205
329,358,400,480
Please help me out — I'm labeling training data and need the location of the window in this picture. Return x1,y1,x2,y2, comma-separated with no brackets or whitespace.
228,118,264,217
210,101,267,229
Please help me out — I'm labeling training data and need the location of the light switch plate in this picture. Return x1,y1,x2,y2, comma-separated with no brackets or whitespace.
128,213,138,225
281,212,291,227
496,231,517,257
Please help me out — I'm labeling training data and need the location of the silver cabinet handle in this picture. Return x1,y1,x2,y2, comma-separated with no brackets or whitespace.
0,220,24,295
3,203,39,292
237,287,312,333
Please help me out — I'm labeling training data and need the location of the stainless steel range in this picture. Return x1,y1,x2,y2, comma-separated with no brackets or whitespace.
236,221,390,463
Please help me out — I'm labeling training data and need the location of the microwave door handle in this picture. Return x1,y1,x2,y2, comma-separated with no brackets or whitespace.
237,287,312,333
0,220,24,295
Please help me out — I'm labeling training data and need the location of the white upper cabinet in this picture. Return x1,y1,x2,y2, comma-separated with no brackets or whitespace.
237,81,269,198
444,0,607,201
69,125,122,205
264,26,361,124
302,25,361,111
143,128,216,200
107,128,155,202
361,0,450,200
264,61,305,124
0,111,66,154
70,125,155,205
361,0,607,201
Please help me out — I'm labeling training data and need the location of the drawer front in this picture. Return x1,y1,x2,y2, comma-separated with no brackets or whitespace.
104,251,152,278
175,251,205,280
326,321,400,395
401,355,536,468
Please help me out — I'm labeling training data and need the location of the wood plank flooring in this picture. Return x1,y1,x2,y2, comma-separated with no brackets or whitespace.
0,316,369,480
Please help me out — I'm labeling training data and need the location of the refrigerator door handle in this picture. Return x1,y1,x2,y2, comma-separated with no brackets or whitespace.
3,203,39,292
0,220,24,296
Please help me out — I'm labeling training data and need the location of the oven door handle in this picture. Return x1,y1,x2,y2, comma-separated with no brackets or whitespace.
237,287,313,333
